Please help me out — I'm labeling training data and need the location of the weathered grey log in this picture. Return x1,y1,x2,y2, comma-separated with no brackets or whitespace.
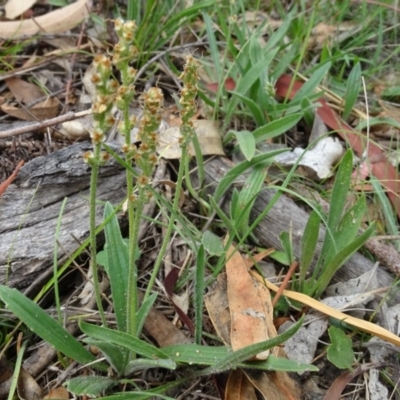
1,145,397,302
193,156,399,303
0,142,126,290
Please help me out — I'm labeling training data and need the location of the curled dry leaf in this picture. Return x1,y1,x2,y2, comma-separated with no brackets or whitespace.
225,369,258,400
274,137,343,180
308,21,362,50
57,115,92,140
158,120,225,159
5,78,43,104
5,0,36,20
17,368,43,400
0,0,92,39
44,386,69,399
1,98,59,121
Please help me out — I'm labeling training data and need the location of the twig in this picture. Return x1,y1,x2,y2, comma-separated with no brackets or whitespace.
0,160,24,196
272,261,299,307
0,109,91,139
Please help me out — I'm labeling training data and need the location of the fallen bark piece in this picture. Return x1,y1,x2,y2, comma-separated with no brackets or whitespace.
0,142,125,290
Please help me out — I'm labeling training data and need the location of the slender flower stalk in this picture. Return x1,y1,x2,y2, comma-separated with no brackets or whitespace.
144,55,199,302
126,88,163,337
113,19,164,337
85,54,117,326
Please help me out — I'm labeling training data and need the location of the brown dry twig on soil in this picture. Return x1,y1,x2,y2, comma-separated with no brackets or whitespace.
0,109,91,139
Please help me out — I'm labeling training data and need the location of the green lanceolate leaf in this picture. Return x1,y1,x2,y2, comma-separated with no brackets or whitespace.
84,339,128,375
124,358,177,375
293,62,331,102
314,149,353,277
65,376,116,397
234,164,267,236
333,195,367,252
202,231,224,256
328,149,353,232
314,222,375,298
233,130,256,161
327,326,354,369
300,209,320,286
197,315,304,375
343,62,361,121
162,315,307,375
230,93,265,126
136,292,157,337
252,113,303,143
279,231,294,266
103,202,129,333
0,286,95,365
79,321,170,361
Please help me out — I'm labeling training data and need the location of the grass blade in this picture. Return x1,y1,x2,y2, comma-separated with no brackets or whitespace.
194,245,205,345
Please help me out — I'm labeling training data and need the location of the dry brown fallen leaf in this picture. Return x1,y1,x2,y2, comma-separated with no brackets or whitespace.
205,268,301,400
44,386,69,399
0,0,92,39
225,243,278,361
157,120,225,159
2,77,60,121
5,78,43,104
225,369,258,400
17,368,43,400
5,0,36,20
1,98,59,121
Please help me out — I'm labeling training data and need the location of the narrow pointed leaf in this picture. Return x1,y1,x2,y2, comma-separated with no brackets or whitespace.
0,285,95,365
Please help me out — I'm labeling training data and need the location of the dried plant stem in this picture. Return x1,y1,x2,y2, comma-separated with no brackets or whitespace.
89,143,107,326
